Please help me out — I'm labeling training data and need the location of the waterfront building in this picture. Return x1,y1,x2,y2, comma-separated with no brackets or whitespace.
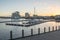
55,15,60,22
25,12,30,18
33,14,38,18
55,15,60,19
11,11,21,19
55,15,60,18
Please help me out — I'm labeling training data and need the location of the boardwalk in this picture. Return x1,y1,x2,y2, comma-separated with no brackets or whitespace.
13,30,60,40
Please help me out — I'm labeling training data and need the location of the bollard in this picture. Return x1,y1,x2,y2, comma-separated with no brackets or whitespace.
56,26,57,31
10,31,12,40
22,30,24,38
48,27,50,32
31,29,33,36
44,27,46,33
58,26,60,30
38,28,40,35
52,27,54,31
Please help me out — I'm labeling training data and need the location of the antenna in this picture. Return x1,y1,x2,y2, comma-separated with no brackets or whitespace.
34,7,35,15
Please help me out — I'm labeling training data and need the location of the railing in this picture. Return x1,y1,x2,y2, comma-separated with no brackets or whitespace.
9,26,60,40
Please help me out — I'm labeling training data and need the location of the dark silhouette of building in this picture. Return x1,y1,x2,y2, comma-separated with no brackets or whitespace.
55,15,60,19
11,11,20,19
33,14,38,17
25,12,30,18
33,14,38,18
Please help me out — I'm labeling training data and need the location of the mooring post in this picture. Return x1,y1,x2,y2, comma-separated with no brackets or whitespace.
10,31,12,40
52,26,54,31
58,26,60,30
48,27,50,32
22,30,24,38
38,28,40,35
56,26,57,31
44,27,46,33
31,29,33,36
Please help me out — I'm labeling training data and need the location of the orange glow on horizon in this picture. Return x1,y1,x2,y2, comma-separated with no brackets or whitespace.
0,12,60,16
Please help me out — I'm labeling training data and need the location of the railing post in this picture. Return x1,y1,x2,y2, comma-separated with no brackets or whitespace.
58,26,60,30
10,31,12,40
22,30,24,38
52,26,54,31
38,28,40,35
44,27,46,33
56,26,57,31
48,27,50,32
31,29,33,36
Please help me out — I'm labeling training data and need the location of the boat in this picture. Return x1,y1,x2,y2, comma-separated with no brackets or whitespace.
5,21,31,27
55,15,60,22
5,19,44,27
6,23,30,27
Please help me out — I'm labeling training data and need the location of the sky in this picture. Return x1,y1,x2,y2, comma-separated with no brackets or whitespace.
0,0,60,16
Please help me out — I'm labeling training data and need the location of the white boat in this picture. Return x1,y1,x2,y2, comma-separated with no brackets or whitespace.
5,19,44,27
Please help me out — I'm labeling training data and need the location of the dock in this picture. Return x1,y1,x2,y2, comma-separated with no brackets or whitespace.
6,21,46,27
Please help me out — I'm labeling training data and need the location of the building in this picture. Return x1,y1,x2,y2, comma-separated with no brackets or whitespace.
11,11,20,19
33,14,39,19
55,15,60,18
55,15,60,19
25,12,30,18
55,15,60,22
33,14,38,17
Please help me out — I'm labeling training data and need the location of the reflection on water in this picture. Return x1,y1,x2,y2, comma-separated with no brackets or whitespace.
0,19,60,40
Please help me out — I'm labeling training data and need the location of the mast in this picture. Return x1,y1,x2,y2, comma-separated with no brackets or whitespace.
34,7,35,15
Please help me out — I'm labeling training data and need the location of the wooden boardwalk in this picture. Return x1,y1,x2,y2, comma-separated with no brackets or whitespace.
13,30,60,40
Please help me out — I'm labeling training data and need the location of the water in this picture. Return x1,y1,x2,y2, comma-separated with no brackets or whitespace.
0,19,60,40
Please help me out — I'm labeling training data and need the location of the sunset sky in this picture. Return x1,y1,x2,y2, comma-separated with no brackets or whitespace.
0,0,60,16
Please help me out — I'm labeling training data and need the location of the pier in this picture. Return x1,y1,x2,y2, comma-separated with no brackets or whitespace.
6,19,48,27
